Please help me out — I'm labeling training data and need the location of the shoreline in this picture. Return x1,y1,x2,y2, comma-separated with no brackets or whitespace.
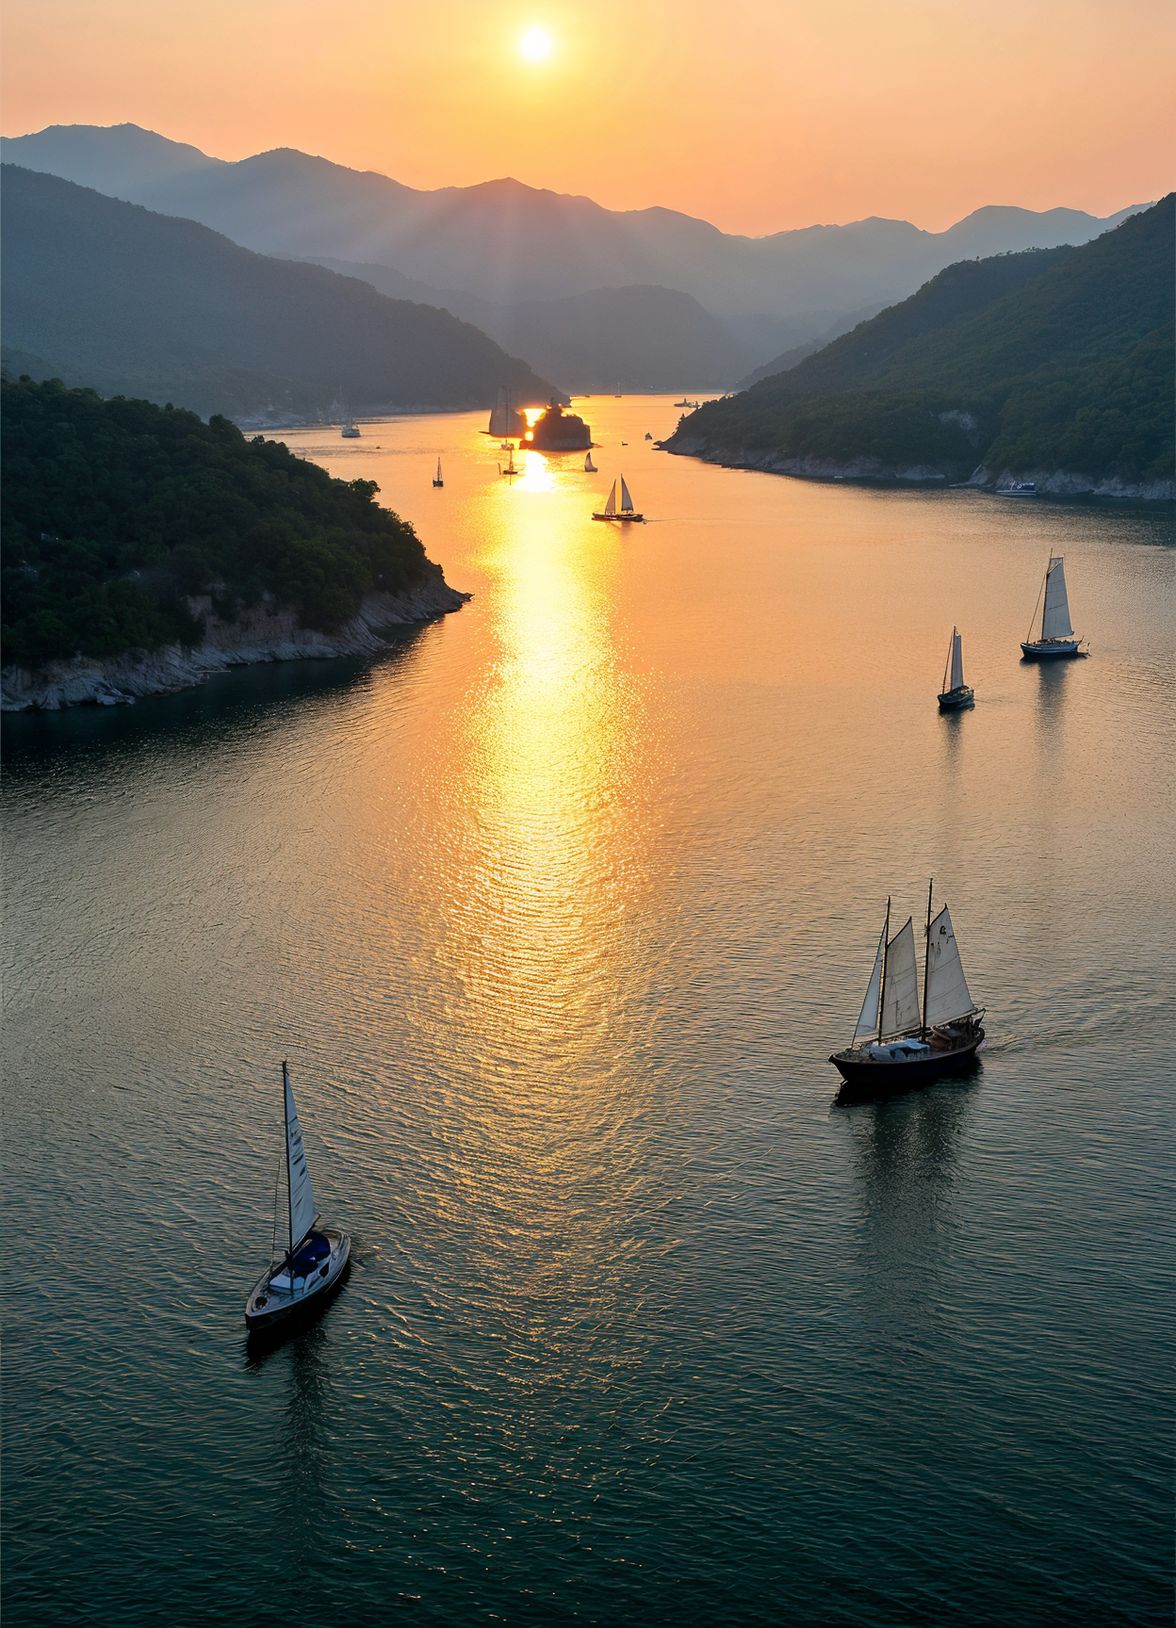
1,567,470,713
661,437,1176,501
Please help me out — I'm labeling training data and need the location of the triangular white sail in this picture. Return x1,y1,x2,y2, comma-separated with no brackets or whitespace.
284,1064,316,1251
923,905,977,1029
620,476,634,512
950,629,964,691
853,922,886,1041
585,453,596,471
603,480,617,515
880,917,920,1038
1041,557,1074,639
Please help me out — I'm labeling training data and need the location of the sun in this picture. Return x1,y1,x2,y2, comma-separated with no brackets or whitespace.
519,28,553,62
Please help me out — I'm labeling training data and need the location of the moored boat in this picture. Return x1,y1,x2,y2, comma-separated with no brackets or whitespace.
829,884,985,1098
245,1063,351,1330
1021,555,1086,658
592,475,644,522
938,626,974,709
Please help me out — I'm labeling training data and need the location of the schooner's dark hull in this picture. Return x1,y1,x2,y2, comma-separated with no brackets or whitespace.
830,1031,983,1100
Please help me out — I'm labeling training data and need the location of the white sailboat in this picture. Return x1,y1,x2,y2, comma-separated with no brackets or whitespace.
433,457,444,488
829,884,985,1094
245,1063,351,1330
502,447,519,478
591,474,644,522
937,626,974,709
1021,555,1085,658
584,452,597,472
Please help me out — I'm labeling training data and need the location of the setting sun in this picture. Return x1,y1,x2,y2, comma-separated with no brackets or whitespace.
519,28,552,63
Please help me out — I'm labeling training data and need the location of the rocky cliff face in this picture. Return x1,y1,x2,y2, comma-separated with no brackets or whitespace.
662,436,1176,499
1,566,469,712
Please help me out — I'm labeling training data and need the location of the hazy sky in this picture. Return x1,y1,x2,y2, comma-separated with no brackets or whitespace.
3,0,1171,233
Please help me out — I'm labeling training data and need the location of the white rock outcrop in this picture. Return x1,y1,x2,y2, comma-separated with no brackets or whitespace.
1,568,470,712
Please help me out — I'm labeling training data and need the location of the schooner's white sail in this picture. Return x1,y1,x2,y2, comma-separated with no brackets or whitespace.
603,480,617,515
879,918,920,1037
284,1064,316,1250
1040,557,1074,640
853,923,886,1041
620,476,634,512
923,905,977,1029
950,629,964,691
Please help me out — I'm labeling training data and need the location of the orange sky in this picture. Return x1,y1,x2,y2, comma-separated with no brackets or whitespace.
2,0,1171,233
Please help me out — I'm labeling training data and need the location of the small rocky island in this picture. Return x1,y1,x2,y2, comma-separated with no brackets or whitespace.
527,402,592,451
1,376,468,711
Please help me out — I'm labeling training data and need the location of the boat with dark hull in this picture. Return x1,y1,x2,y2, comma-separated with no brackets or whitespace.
830,885,985,1099
1021,555,1086,658
245,1063,351,1331
937,626,974,709
592,475,643,522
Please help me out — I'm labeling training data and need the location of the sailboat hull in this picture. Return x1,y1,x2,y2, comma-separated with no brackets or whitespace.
1020,640,1084,659
937,686,974,709
245,1229,351,1330
591,512,644,522
829,1029,984,1098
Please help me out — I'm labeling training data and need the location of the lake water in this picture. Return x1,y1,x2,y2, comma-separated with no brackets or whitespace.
3,398,1173,1626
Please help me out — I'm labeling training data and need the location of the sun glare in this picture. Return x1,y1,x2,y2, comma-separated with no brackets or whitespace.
519,28,552,63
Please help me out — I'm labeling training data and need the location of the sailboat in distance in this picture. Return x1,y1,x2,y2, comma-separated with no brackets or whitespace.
245,1063,351,1330
433,457,444,488
584,452,597,472
592,475,644,522
829,884,985,1096
1021,556,1086,658
938,627,974,709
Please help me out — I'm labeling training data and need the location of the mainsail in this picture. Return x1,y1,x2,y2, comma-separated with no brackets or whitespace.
950,629,964,691
1041,556,1074,639
880,917,920,1038
853,922,886,1041
283,1063,316,1251
923,905,977,1028
620,476,634,512
603,480,617,515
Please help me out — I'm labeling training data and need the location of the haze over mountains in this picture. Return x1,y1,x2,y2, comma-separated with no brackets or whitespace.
1,123,1149,390
1,166,558,421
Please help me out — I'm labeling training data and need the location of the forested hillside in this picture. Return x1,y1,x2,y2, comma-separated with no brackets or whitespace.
0,166,559,422
1,376,431,666
671,198,1175,487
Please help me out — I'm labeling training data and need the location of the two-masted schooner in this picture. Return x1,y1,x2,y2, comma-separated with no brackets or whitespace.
1021,555,1085,658
592,475,643,522
245,1063,351,1330
829,885,985,1093
937,627,974,709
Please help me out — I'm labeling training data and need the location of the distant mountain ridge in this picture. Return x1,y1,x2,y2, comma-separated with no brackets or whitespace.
0,166,559,422
1,125,1148,354
666,198,1175,495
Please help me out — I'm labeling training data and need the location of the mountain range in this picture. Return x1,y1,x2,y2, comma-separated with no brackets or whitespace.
667,198,1175,491
1,124,1150,386
1,166,558,421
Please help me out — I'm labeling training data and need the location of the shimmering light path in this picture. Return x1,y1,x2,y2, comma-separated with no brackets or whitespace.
3,400,1172,1626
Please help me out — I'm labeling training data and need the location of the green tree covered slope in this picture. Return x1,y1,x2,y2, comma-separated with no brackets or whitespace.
1,376,433,666
0,165,561,421
671,197,1174,486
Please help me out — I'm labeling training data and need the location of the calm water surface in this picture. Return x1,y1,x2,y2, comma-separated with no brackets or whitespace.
4,399,1173,1625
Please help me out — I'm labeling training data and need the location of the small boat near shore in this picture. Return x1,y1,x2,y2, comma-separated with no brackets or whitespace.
245,1063,351,1331
829,884,985,1099
1021,555,1086,659
938,626,974,709
592,475,644,522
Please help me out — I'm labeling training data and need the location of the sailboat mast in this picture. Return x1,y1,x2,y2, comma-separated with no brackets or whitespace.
283,1060,294,1261
921,878,934,1037
877,895,891,1042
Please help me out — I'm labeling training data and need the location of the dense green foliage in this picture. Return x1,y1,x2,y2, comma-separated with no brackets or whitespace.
678,199,1175,483
1,165,558,420
1,376,429,666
